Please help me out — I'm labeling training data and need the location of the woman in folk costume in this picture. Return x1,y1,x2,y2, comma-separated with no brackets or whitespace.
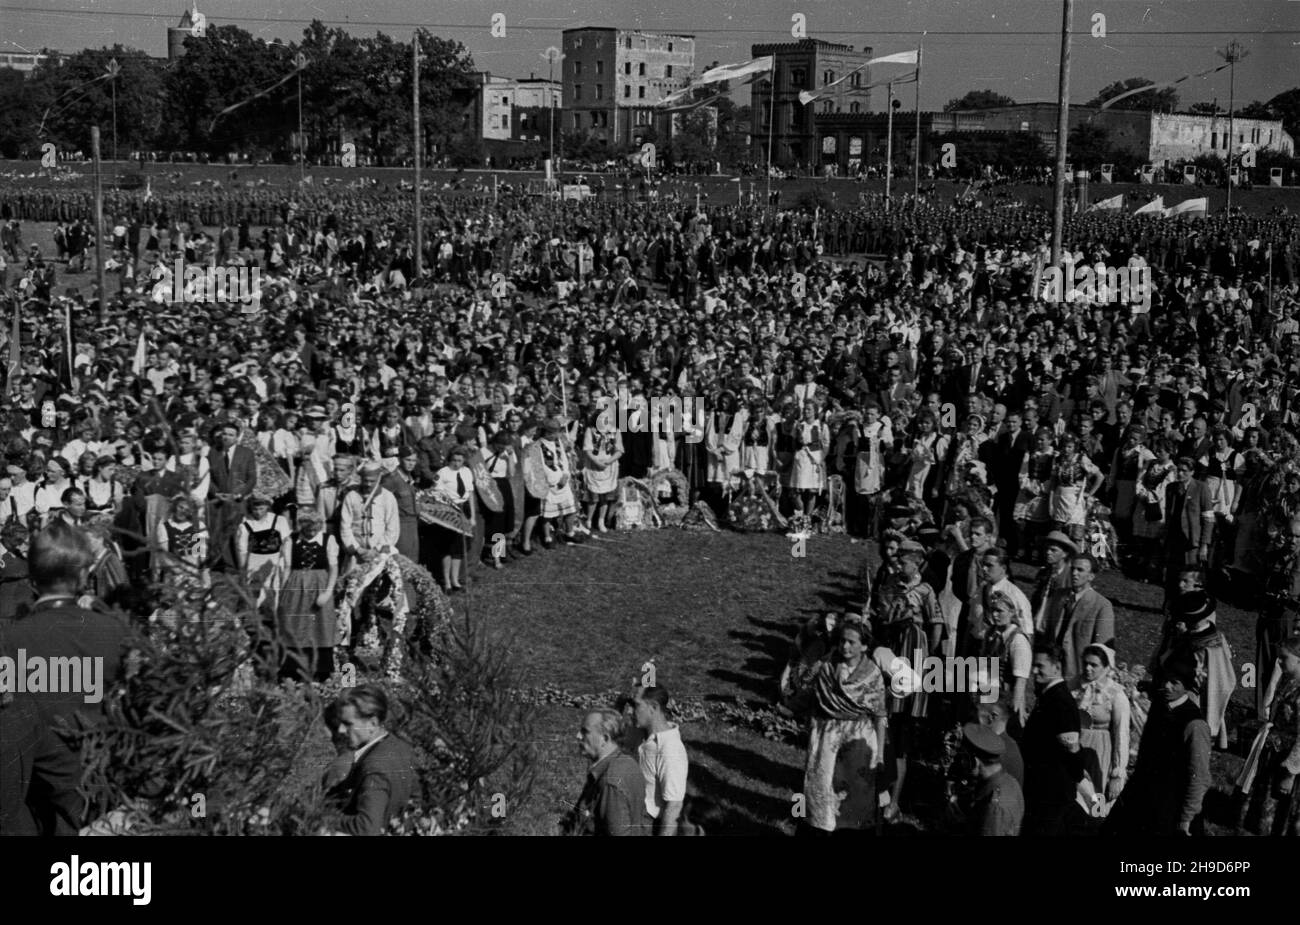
1047,430,1104,547
329,402,369,459
870,540,945,821
1230,449,1275,579
705,391,747,509
904,411,949,520
1132,436,1177,580
944,412,987,499
852,404,894,538
582,407,623,534
740,407,772,474
538,419,578,546
274,508,339,683
801,615,888,834
1240,634,1300,837
235,493,291,615
1070,644,1132,803
1107,425,1154,555
790,401,829,516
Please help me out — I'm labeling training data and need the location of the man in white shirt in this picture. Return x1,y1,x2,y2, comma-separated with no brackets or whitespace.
633,686,689,836
973,548,1035,645
339,460,400,566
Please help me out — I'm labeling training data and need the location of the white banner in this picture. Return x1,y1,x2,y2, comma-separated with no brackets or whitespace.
1089,194,1123,211
657,56,773,108
1134,196,1164,215
1164,197,1208,218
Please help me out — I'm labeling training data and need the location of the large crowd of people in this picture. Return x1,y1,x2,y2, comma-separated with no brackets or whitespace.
2,173,1300,836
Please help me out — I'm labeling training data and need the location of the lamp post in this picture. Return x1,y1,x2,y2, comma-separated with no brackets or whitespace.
106,57,119,163
1219,39,1248,212
295,52,307,184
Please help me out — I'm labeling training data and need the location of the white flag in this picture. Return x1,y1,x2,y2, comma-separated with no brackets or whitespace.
1133,196,1164,215
1088,194,1123,211
867,50,920,66
657,56,773,108
1164,197,1208,218
131,330,147,376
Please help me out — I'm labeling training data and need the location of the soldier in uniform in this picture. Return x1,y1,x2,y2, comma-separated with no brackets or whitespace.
958,722,1024,836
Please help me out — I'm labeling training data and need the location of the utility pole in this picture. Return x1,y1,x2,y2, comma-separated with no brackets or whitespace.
295,52,307,185
92,125,105,322
1051,0,1073,268
106,57,119,163
1219,39,1248,213
885,81,895,203
413,32,423,279
913,38,923,199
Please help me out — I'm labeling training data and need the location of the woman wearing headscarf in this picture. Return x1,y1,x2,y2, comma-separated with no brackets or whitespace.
1241,635,1300,836
801,614,887,834
1071,643,1131,802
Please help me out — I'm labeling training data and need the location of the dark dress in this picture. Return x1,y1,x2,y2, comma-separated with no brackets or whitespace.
276,535,336,681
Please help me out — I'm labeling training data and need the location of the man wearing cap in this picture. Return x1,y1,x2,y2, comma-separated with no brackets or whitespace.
1105,659,1211,836
1149,579,1236,748
959,722,1023,836
1031,531,1077,633
380,445,420,561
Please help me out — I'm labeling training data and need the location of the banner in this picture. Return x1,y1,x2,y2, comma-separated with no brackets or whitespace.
1134,195,1164,215
1164,197,1208,218
1096,63,1229,112
1089,194,1123,211
656,56,773,109
3,300,18,398
798,49,919,106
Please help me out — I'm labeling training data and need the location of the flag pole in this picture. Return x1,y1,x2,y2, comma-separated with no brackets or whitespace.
913,39,923,199
413,32,423,280
765,69,776,214
885,81,894,204
92,125,105,323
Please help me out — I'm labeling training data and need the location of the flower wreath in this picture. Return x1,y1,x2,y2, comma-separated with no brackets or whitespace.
335,551,454,682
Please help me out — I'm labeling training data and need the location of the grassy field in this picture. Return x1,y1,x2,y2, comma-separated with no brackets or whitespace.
450,527,1257,836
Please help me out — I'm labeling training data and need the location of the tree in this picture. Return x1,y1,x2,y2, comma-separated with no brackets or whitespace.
1265,88,1300,141
0,68,48,158
1087,77,1177,112
943,89,1016,112
1187,101,1222,116
27,47,164,156
1068,123,1113,168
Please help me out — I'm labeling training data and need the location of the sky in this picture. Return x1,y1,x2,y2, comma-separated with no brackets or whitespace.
2,0,1298,110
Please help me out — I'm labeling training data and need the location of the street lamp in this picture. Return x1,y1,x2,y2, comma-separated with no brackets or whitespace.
1218,39,1248,212
541,46,564,178
106,56,119,162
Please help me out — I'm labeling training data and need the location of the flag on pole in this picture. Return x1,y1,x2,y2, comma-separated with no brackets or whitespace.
1164,197,1208,218
1133,195,1164,215
3,300,19,398
131,330,148,376
798,50,919,106
656,56,773,108
1088,194,1124,211
208,64,304,132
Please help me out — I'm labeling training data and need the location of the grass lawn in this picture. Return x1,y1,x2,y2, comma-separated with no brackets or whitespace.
456,527,1259,836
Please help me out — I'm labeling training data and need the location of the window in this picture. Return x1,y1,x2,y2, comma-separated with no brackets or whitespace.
638,62,646,76
822,100,833,113
665,65,673,78
639,86,646,99
501,114,508,129
1211,132,1217,149
573,113,581,129
790,67,807,88
668,42,673,52
596,60,604,75
850,102,860,114
501,96,508,107
624,85,631,98
574,84,582,101
851,73,861,88
596,84,603,100
636,110,651,126
574,61,582,75
624,62,631,75
626,37,632,49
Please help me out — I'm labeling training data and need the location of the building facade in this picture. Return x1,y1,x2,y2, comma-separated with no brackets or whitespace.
561,27,695,147
0,53,55,74
751,38,874,167
475,73,562,141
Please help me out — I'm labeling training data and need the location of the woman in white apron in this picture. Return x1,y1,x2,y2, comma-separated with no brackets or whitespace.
853,405,894,537
582,411,624,534
791,403,829,516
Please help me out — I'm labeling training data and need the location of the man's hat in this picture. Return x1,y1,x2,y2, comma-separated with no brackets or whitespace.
961,722,1005,760
1161,657,1199,691
1042,530,1079,557
1173,589,1215,625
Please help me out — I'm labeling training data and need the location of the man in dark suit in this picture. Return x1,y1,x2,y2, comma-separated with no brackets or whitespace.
1021,642,1088,836
986,411,1033,552
380,445,420,562
329,684,417,836
1,522,130,834
207,422,257,571
1163,458,1215,607
1040,555,1117,680
877,365,916,419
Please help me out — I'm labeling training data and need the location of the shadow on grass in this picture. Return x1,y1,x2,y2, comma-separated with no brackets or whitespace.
685,739,802,836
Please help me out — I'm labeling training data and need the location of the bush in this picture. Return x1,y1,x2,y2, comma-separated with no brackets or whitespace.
74,557,537,835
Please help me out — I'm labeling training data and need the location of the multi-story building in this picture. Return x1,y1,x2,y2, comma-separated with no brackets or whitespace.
561,27,695,147
751,38,874,167
474,73,562,141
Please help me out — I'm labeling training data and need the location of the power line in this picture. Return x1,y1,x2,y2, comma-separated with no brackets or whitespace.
0,5,1296,36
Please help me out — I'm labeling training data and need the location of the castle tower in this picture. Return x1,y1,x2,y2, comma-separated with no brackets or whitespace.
168,3,203,61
